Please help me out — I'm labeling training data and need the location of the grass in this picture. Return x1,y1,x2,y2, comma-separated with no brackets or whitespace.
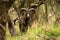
6,22,60,40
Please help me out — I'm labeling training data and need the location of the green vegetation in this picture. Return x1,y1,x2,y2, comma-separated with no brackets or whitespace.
6,23,60,40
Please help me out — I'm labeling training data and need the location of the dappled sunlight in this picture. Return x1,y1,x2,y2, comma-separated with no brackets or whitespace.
0,0,60,40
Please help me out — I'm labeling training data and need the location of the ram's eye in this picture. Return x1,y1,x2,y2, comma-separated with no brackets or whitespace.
20,8,27,16
29,8,36,14
21,11,26,16
30,10,36,15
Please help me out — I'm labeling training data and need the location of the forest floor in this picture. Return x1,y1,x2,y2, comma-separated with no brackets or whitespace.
6,22,60,40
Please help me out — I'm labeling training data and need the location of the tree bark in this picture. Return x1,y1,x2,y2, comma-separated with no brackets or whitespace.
0,0,15,40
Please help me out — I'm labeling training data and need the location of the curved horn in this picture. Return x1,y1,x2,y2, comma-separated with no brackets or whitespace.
29,8,36,12
20,8,27,11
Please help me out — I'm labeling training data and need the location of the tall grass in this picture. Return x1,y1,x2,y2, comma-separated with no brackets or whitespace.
6,23,60,40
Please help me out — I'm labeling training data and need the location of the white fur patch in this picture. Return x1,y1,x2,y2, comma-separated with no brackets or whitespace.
27,14,30,17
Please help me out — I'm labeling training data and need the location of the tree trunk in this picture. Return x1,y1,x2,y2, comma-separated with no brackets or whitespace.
0,0,15,40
